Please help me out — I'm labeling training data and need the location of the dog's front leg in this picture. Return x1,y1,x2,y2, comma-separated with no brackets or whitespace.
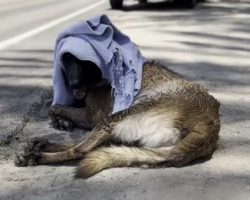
50,105,94,130
15,126,112,166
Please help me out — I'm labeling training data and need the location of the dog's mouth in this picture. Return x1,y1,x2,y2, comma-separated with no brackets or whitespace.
73,87,86,99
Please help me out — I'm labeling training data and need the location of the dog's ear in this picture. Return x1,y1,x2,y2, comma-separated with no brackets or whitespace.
62,53,77,71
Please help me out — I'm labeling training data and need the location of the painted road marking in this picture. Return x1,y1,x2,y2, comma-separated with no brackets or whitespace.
0,0,106,50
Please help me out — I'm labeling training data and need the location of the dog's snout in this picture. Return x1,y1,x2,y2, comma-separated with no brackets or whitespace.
69,79,80,88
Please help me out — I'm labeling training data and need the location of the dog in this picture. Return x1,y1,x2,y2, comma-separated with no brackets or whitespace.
15,53,220,179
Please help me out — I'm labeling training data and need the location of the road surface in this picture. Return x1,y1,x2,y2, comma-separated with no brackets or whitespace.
0,0,250,200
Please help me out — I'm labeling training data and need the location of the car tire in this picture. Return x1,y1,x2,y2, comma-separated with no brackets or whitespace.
110,0,123,9
175,0,196,8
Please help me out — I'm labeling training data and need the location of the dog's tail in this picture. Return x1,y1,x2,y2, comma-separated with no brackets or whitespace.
75,130,218,179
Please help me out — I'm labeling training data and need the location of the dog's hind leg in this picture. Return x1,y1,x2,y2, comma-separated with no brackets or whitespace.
75,127,219,178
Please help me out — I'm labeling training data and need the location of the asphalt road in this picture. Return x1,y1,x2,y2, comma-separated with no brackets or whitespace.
0,0,106,144
0,0,250,200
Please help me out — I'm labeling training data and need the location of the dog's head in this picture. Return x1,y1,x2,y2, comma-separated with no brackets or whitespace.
62,53,103,99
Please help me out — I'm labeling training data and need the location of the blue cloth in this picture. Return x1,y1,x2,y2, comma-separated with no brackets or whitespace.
53,14,145,114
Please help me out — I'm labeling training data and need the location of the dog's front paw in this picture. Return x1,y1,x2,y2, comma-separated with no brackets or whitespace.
50,114,74,131
50,105,62,115
15,152,41,167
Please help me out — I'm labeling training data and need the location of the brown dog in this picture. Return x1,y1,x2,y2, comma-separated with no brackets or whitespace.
15,61,220,179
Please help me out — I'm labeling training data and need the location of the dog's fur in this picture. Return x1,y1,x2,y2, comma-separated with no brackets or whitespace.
15,55,220,179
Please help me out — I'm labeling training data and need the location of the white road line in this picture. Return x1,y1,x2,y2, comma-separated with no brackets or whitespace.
0,0,106,50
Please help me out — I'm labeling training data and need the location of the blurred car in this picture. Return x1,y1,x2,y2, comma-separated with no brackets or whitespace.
110,0,198,9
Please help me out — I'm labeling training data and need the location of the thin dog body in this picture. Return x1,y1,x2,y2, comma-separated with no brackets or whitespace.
15,53,220,179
